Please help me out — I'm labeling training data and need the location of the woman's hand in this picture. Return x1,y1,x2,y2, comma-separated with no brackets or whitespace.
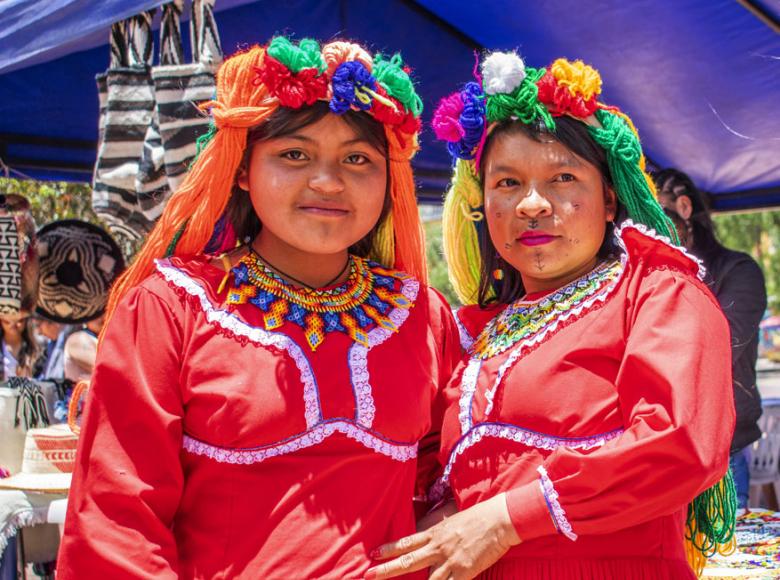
366,493,520,580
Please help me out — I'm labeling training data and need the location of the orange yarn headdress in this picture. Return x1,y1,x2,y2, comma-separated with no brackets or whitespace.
104,37,427,328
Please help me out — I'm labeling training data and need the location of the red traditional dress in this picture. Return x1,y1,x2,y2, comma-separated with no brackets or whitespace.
436,222,735,579
58,254,460,579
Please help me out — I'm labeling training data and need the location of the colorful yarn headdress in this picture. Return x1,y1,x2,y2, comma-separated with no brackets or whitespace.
433,52,677,306
104,36,427,325
433,52,733,575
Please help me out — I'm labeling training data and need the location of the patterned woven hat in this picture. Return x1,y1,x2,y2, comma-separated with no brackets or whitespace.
35,220,125,324
0,423,77,493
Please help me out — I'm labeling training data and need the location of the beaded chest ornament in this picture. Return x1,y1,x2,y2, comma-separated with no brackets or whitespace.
471,259,623,360
225,251,413,351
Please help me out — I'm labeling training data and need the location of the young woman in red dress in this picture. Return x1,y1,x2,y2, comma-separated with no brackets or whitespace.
368,54,736,580
58,37,460,579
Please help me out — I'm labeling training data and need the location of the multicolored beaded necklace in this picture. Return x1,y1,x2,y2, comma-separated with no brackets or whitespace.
471,259,624,360
225,250,414,351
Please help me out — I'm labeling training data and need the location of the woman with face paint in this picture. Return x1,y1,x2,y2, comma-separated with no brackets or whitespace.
58,38,461,579
368,55,735,580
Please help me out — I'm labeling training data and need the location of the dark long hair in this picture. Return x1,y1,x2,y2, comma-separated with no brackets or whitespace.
224,101,391,258
0,313,40,379
476,116,620,307
653,168,720,262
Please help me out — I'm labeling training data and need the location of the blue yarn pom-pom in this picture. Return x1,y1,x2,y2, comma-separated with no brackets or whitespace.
330,61,377,114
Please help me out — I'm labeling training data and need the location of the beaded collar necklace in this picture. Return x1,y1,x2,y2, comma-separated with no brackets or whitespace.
471,259,623,360
225,251,413,350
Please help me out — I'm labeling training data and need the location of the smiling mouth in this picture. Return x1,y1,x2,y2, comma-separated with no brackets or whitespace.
298,205,350,217
517,232,558,247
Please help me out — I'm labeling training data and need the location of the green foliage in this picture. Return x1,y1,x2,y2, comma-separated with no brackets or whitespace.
425,220,460,307
0,178,102,228
714,210,780,312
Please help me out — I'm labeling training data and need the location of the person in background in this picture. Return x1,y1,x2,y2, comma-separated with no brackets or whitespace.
63,315,103,384
33,315,67,380
655,167,767,509
0,308,39,379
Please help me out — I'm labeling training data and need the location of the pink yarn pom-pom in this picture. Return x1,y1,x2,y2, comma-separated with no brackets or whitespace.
432,93,465,143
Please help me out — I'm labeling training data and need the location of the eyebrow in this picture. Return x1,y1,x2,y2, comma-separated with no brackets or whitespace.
554,155,582,168
278,134,374,148
488,156,582,174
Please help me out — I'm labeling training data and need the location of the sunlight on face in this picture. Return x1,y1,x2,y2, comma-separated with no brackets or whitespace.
239,113,388,259
483,130,616,294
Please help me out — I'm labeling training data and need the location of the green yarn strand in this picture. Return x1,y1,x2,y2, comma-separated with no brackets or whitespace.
165,221,188,257
587,109,678,243
190,122,217,169
267,36,325,73
485,67,554,130
686,470,738,554
372,53,423,116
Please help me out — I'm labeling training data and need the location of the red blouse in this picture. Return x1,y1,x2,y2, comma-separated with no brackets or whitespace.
439,222,735,579
57,255,460,579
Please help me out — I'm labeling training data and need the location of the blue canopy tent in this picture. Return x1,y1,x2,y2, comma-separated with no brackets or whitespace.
0,0,778,210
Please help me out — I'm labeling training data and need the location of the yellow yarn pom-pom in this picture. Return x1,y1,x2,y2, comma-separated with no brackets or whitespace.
550,58,602,100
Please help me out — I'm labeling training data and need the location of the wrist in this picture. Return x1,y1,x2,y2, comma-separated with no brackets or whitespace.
492,493,522,547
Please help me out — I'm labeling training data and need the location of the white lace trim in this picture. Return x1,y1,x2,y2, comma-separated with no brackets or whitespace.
155,259,322,428
438,422,623,488
538,465,577,541
183,420,418,464
457,358,482,434
349,279,419,428
615,219,706,281
0,506,50,555
453,309,475,351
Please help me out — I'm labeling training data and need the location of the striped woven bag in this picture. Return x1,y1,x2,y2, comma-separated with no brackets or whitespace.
152,0,222,195
91,13,157,249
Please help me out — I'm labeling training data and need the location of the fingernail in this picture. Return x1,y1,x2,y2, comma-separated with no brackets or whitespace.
365,568,377,579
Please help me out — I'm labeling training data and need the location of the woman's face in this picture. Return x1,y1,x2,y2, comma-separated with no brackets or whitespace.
239,113,388,257
0,310,30,339
483,129,617,294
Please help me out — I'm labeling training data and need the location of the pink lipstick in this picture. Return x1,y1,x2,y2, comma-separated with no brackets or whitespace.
517,231,558,247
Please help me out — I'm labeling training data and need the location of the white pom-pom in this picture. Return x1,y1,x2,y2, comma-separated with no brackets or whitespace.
481,51,526,95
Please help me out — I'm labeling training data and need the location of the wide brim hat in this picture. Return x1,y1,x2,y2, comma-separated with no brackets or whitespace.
0,423,77,493
35,219,125,324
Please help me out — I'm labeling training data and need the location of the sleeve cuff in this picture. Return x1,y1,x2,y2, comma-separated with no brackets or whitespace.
505,478,559,542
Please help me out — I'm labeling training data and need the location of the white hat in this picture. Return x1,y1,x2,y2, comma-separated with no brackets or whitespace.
0,423,77,493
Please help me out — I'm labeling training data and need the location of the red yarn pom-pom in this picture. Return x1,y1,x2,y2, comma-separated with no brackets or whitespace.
537,70,598,119
371,87,420,135
256,56,329,109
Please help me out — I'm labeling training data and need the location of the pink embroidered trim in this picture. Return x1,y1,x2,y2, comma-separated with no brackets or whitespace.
458,358,482,434
155,259,322,428
439,422,623,487
349,279,419,428
615,219,706,281
182,421,418,464
453,309,475,351
538,465,577,541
